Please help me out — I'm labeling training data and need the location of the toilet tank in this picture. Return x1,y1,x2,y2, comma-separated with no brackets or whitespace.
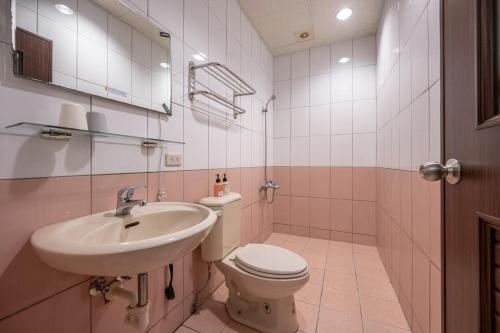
199,193,241,262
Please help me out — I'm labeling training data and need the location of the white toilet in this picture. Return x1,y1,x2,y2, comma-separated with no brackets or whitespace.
199,193,309,333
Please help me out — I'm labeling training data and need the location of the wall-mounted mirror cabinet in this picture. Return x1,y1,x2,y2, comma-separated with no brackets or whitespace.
11,0,172,115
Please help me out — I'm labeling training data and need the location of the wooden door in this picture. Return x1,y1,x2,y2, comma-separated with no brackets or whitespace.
443,0,500,331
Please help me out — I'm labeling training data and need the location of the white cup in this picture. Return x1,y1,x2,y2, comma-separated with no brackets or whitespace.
86,112,108,132
59,103,88,130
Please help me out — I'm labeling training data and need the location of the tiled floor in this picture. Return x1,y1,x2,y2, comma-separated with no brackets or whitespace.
176,233,410,333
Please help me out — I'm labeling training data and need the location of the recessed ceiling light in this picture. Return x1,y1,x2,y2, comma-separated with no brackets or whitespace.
338,57,351,63
299,32,310,39
336,7,352,21
55,4,74,15
160,62,169,68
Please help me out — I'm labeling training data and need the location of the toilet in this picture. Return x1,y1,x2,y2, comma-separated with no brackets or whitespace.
199,193,309,333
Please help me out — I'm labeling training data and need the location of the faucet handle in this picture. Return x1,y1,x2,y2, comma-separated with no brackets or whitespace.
118,185,146,201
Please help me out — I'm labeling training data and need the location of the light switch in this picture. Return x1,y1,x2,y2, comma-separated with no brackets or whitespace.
165,153,182,167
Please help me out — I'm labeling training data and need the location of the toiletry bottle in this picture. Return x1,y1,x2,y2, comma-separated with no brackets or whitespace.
223,173,230,195
213,174,224,197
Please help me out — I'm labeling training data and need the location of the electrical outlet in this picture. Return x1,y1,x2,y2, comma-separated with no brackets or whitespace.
165,153,182,167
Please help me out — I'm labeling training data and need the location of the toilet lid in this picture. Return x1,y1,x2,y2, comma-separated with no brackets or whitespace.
234,244,309,279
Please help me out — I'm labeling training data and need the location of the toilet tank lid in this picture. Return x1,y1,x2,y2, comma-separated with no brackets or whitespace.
199,193,241,207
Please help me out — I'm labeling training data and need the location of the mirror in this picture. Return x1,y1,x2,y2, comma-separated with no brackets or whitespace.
12,0,172,115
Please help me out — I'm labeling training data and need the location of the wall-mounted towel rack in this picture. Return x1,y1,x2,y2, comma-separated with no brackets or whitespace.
188,61,256,119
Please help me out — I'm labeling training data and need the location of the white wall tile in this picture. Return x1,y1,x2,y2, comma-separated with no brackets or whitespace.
411,90,429,171
310,73,330,106
274,80,291,109
331,70,352,102
310,45,330,76
331,134,352,166
209,0,227,26
428,0,440,86
353,65,376,100
310,135,330,166
241,127,252,167
209,11,226,63
290,107,309,137
429,81,441,162
291,77,309,108
184,0,209,56
353,133,376,167
399,45,412,110
290,137,309,166
411,9,429,100
274,108,291,138
399,105,412,170
209,115,227,169
227,123,241,168
310,105,330,136
149,0,184,38
331,40,353,72
274,137,290,166
353,99,376,133
291,50,309,78
331,101,352,134
78,0,107,45
353,35,376,68
227,0,241,41
274,54,291,81
184,108,209,170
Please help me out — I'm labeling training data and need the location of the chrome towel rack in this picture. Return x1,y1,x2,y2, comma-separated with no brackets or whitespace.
188,61,256,119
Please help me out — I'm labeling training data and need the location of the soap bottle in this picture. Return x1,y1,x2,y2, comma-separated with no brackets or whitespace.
213,174,224,197
222,173,230,195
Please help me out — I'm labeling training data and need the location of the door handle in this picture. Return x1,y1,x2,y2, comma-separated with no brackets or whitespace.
419,158,462,184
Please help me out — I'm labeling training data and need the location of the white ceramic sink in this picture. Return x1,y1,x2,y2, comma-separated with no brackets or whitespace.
31,202,217,277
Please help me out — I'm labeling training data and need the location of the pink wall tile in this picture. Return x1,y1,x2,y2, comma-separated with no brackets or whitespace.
353,200,376,235
251,202,263,240
92,173,148,213
412,173,430,255
291,167,310,196
273,223,291,234
330,199,353,232
241,206,252,245
274,166,291,195
0,282,90,333
291,196,310,227
331,230,353,243
183,247,208,297
412,244,430,333
399,229,413,304
183,170,209,203
353,167,376,202
273,195,291,225
147,171,184,202
309,167,330,198
390,170,401,224
391,222,401,282
400,171,413,237
240,167,253,207
0,177,90,318
353,234,376,246
148,302,184,333
309,227,331,240
429,182,441,268
430,264,442,333
291,225,310,237
251,167,265,203
309,197,330,230
225,168,241,195
331,167,353,199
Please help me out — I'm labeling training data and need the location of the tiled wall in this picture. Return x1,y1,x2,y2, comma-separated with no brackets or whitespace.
0,0,274,331
375,1,442,332
271,36,378,245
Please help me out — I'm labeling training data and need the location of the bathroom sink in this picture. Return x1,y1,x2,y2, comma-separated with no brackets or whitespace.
30,202,217,277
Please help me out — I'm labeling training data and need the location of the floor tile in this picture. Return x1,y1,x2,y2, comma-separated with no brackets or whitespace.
183,300,229,333
323,269,358,291
175,326,198,333
359,295,410,330
363,319,412,333
316,307,363,333
209,283,229,304
320,286,360,315
308,267,325,285
221,320,259,333
296,300,319,333
357,274,398,301
295,281,322,305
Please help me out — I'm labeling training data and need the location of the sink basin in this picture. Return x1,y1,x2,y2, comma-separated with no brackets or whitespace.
30,202,217,276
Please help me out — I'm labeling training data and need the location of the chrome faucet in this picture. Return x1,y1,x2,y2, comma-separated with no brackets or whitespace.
115,185,147,216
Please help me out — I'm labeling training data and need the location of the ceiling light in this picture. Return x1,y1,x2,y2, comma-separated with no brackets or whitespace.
299,32,310,39
160,62,169,68
336,7,352,21
55,4,74,15
338,57,351,64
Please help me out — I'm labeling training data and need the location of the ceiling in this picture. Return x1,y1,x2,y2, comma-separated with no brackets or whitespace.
238,0,385,55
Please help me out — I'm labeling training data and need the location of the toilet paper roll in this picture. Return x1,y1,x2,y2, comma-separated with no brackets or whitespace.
86,112,108,132
59,104,88,130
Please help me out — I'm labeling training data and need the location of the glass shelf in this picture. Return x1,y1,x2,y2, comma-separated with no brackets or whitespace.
5,122,185,148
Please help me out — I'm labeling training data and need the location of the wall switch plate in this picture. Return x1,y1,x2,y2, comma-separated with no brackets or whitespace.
165,153,182,167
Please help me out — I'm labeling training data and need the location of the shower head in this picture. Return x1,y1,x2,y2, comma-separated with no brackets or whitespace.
262,95,276,112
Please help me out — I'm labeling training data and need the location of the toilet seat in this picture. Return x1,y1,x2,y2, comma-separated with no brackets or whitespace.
233,244,308,279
